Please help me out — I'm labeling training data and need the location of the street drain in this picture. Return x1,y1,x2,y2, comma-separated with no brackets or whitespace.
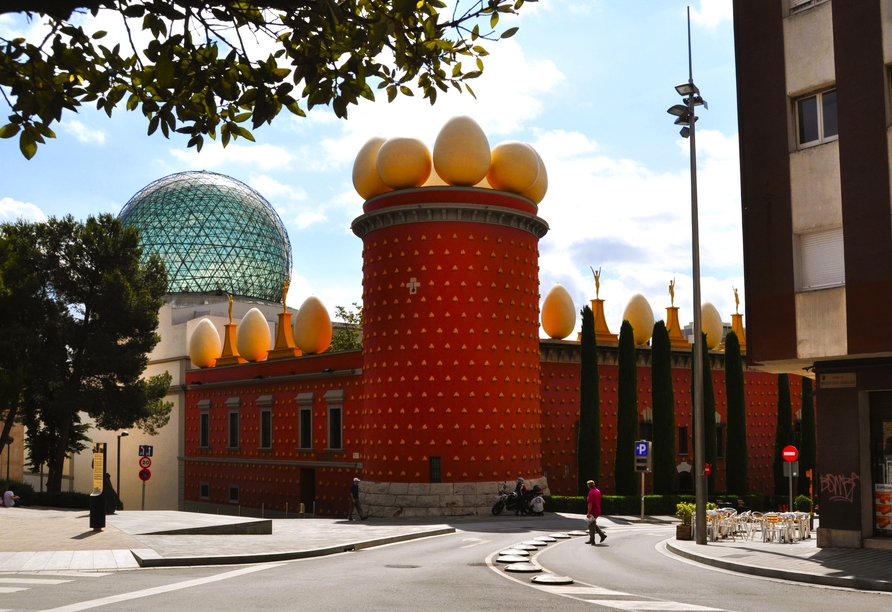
467,563,488,567
385,564,420,569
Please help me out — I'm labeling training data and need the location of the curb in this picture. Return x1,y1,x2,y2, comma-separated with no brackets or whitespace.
133,527,456,568
665,541,892,593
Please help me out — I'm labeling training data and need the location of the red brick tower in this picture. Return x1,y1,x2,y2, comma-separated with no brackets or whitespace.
351,186,549,515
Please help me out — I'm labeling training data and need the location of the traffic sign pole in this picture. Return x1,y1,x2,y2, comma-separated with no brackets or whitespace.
783,445,799,512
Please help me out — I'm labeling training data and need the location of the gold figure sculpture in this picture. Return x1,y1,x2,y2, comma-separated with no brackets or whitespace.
228,294,234,324
591,266,601,299
282,279,290,314
733,286,739,314
669,278,675,307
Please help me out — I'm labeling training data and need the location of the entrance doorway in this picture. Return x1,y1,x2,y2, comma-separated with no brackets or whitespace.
869,392,892,537
300,468,316,515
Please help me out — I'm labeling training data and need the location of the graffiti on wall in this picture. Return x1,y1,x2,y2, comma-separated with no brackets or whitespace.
820,472,860,503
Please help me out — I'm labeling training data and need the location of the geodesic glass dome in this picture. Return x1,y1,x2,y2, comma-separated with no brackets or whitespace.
119,171,292,302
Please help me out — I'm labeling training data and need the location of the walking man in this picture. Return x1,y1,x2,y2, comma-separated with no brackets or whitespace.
348,477,367,521
586,479,607,545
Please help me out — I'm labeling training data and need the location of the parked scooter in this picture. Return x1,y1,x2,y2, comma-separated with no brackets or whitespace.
491,482,538,515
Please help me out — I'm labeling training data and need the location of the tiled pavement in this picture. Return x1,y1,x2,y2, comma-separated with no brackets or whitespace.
2,506,892,593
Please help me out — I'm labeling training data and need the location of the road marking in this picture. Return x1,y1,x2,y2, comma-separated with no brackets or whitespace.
460,537,492,549
542,586,629,596
584,602,724,611
0,578,71,585
0,587,28,594
39,564,281,612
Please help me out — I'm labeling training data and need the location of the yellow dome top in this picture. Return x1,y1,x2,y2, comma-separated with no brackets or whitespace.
293,296,333,354
376,137,432,189
433,116,491,186
541,284,576,339
622,293,654,346
353,137,392,200
236,307,271,362
487,141,540,194
189,318,220,368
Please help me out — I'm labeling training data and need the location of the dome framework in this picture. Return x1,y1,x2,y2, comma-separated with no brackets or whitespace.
119,171,292,302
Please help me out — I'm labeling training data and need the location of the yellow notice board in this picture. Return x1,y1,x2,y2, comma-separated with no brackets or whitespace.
91,443,104,496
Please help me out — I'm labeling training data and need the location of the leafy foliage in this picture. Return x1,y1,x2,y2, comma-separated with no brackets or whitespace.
773,373,794,496
699,334,717,493
328,302,362,352
577,305,599,495
0,0,533,158
798,377,816,496
723,331,747,495
651,321,676,494
0,215,172,492
614,319,637,495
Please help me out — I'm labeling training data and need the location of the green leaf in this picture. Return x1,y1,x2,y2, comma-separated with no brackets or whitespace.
500,27,519,39
19,130,37,159
0,123,21,139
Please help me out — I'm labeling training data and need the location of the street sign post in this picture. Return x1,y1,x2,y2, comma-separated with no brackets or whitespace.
783,445,799,511
139,456,152,469
138,445,154,457
635,441,652,520
138,467,151,511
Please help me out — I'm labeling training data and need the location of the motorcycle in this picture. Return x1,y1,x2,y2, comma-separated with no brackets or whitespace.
491,482,533,515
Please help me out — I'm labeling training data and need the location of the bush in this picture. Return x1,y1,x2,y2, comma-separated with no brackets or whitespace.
0,479,36,506
794,495,812,512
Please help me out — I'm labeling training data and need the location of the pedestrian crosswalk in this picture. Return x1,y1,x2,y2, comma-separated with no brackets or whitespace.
0,572,111,608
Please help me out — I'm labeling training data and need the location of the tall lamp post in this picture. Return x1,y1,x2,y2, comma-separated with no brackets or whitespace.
116,431,129,497
667,6,708,545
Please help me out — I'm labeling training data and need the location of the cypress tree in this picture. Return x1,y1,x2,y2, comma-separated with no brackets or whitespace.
577,305,600,495
798,377,816,497
615,320,638,495
724,331,748,495
691,333,717,492
773,373,795,496
651,321,676,494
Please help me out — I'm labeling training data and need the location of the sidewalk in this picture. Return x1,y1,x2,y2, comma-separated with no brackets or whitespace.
667,533,892,593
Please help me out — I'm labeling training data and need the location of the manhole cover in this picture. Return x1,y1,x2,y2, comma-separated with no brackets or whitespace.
499,549,530,557
531,573,574,585
505,562,541,573
384,564,420,569
549,533,571,539
496,555,529,563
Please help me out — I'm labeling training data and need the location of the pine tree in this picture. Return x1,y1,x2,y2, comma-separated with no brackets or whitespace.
615,320,638,495
724,331,748,495
577,306,600,495
798,377,816,497
692,333,717,493
773,373,795,496
651,321,676,494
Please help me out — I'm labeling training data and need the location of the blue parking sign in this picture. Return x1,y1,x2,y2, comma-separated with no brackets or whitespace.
635,442,649,457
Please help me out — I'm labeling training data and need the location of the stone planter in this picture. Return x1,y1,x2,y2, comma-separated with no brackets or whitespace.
676,524,693,540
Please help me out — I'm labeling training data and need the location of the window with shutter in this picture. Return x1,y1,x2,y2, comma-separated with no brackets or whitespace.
797,227,845,291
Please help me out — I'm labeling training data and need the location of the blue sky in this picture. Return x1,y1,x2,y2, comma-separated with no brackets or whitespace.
0,0,743,337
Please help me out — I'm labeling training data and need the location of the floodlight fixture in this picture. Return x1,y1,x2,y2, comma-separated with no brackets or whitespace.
667,104,688,117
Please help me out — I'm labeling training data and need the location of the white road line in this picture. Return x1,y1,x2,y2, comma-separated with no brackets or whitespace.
39,564,281,612
0,578,71,585
0,587,28,594
583,601,724,611
460,537,492,548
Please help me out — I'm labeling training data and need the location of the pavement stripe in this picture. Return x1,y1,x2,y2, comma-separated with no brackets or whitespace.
40,563,280,612
583,602,725,611
0,587,29,594
0,578,71,585
539,586,629,596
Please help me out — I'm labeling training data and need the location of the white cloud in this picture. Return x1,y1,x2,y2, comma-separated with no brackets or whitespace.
249,175,307,202
61,119,106,145
0,197,47,222
691,0,733,30
293,211,327,229
169,142,294,170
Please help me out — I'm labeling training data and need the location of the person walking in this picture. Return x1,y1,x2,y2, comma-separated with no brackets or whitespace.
348,477,367,521
586,479,607,545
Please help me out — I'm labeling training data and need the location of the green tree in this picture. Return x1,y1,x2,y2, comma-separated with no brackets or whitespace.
0,0,532,158
798,377,816,497
724,331,748,495
328,303,362,352
773,373,795,496
577,305,600,495
614,319,637,495
0,215,173,492
692,333,717,492
651,321,676,494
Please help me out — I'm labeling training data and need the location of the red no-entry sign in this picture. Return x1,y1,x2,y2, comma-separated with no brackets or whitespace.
704,463,711,477
782,445,799,462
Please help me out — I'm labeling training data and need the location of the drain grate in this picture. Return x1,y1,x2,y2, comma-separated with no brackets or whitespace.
467,562,488,567
385,564,420,569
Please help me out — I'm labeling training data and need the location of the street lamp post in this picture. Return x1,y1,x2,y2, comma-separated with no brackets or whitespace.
667,6,708,545
116,431,129,498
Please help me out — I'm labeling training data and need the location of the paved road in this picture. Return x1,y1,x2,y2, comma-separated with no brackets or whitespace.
5,518,891,612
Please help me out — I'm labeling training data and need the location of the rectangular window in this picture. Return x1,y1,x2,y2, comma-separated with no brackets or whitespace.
260,410,272,449
789,0,829,15
796,227,845,291
678,426,689,456
328,406,342,450
199,412,209,448
228,485,240,504
716,424,726,459
796,89,838,148
430,456,442,483
299,407,312,449
228,411,239,448
199,482,210,499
